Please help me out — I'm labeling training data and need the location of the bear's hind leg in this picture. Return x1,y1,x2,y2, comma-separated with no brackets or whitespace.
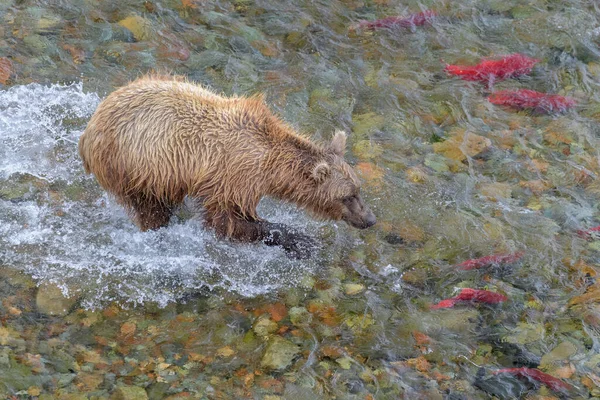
122,192,173,231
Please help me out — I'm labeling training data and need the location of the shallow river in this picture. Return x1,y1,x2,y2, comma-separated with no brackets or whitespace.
1,0,600,398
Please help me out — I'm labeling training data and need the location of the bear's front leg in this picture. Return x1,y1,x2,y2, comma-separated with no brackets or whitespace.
258,221,315,260
204,209,314,259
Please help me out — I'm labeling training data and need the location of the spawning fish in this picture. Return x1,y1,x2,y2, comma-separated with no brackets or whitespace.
456,251,525,270
576,225,600,239
488,89,575,113
354,10,436,31
445,54,539,86
431,288,507,309
493,367,573,393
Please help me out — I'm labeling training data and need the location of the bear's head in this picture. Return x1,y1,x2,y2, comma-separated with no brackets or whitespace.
307,130,376,229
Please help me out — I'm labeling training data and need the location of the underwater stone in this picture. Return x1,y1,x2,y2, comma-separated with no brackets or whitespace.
36,283,77,316
118,15,154,41
253,315,278,338
540,341,578,368
344,283,365,296
289,307,310,325
261,336,300,371
110,386,148,400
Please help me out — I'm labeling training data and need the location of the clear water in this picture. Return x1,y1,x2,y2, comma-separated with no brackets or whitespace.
0,0,599,398
0,83,327,308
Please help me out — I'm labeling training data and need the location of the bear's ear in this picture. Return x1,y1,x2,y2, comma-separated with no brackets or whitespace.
330,130,347,156
311,161,331,183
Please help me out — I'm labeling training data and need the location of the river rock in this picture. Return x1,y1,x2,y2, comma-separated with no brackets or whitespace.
253,316,278,338
118,15,154,41
110,386,148,400
261,336,299,371
36,283,77,316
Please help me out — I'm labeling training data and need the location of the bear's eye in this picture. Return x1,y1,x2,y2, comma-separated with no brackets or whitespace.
342,195,356,206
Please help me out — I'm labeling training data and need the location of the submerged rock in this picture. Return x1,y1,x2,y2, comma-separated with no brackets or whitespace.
344,283,366,296
110,386,148,400
261,336,299,371
118,15,154,41
36,283,77,316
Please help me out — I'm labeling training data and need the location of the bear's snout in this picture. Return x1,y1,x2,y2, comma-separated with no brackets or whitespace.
341,195,376,229
346,208,376,229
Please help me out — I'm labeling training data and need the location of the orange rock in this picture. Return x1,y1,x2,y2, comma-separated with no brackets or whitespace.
407,356,431,372
266,303,287,322
62,44,86,64
176,314,195,323
120,321,136,336
569,284,600,306
181,0,198,9
320,306,340,327
321,345,344,358
243,372,255,387
277,326,289,334
529,159,549,173
0,58,13,85
552,363,575,379
581,374,599,391
432,370,451,382
519,179,550,195
544,130,573,145
412,331,432,346
356,162,385,181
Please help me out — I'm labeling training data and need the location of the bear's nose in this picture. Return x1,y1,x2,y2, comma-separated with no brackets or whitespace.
363,211,376,228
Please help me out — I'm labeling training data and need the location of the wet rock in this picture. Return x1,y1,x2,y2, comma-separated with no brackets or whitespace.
261,336,300,371
15,7,63,35
118,15,154,41
424,153,450,173
36,13,64,34
478,182,512,201
540,340,578,368
110,23,135,42
253,315,278,338
504,322,545,345
23,34,53,56
0,179,34,202
185,50,229,70
473,373,529,400
352,112,385,139
405,166,428,183
36,283,77,316
433,129,492,162
0,57,13,85
344,283,365,296
352,140,383,160
110,386,148,400
289,307,310,325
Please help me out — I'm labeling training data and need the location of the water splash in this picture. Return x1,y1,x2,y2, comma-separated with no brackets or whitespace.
0,83,320,308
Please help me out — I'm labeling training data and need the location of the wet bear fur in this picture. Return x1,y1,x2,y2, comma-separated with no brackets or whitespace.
79,75,375,257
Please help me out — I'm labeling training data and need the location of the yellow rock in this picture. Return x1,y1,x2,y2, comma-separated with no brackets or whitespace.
118,15,153,41
433,129,491,162
343,283,365,295
217,346,235,357
406,166,427,183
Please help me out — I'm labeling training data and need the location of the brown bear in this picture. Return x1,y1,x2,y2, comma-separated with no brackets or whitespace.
78,75,376,258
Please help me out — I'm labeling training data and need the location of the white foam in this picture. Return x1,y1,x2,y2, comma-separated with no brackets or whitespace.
0,83,320,308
